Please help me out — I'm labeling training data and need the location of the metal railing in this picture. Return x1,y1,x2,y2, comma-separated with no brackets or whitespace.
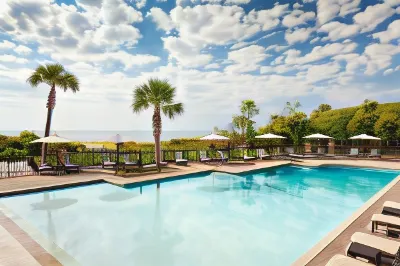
1,145,399,177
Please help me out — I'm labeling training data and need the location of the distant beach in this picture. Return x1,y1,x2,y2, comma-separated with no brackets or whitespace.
1,130,210,142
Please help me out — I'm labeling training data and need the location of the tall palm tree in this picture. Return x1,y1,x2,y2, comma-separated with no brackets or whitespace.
240,100,259,120
27,64,79,163
132,78,184,171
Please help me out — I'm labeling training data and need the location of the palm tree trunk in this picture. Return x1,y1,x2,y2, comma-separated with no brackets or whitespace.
41,85,56,164
153,105,162,172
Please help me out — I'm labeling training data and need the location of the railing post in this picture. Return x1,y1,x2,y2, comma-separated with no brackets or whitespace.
139,150,142,166
7,157,10,178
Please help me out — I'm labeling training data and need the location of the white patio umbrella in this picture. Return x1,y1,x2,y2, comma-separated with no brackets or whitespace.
255,133,286,139
30,133,71,143
303,133,333,139
200,133,230,140
349,134,381,140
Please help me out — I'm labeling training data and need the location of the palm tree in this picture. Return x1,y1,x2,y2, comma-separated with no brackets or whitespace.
132,78,184,171
240,100,259,120
232,115,248,135
285,100,301,115
27,64,79,163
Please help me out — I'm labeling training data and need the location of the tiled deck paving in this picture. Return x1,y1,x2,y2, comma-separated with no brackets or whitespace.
0,159,399,265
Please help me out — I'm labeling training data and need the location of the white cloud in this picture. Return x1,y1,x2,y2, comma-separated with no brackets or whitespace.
353,3,396,33
225,0,251,4
148,7,175,32
305,62,340,83
230,41,251,50
245,4,289,31
285,42,357,65
265,44,289,52
102,0,143,25
318,21,360,41
0,40,16,50
310,37,320,44
285,27,314,45
364,43,400,75
0,54,28,64
293,3,303,9
383,68,394,76
372,20,400,43
317,0,360,25
204,63,220,69
282,10,315,28
225,45,269,73
163,36,212,67
384,0,400,7
14,45,33,55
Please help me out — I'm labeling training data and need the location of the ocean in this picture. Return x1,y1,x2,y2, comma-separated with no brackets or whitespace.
1,130,211,142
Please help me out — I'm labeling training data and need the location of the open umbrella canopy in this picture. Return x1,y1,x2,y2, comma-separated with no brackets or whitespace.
303,133,333,139
31,133,71,143
255,133,286,139
200,133,229,140
349,134,381,140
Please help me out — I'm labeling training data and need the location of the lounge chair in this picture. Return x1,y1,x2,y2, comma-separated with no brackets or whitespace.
368,149,381,158
325,254,371,266
348,148,359,157
123,154,139,170
199,151,211,163
382,201,400,217
257,149,271,160
285,147,294,154
349,232,400,259
371,214,400,235
63,154,80,173
28,158,54,175
243,152,256,161
317,147,326,154
175,152,188,166
102,154,116,169
217,151,228,165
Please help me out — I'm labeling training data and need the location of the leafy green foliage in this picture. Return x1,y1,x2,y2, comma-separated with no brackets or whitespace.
246,121,257,144
286,112,309,145
309,107,358,139
310,104,332,119
347,101,379,135
285,100,301,115
232,115,248,135
240,100,259,119
374,112,400,140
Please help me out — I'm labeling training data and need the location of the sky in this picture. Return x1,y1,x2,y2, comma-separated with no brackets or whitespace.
0,0,400,132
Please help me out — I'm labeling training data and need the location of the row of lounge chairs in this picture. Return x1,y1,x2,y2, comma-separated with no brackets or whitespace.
326,201,400,266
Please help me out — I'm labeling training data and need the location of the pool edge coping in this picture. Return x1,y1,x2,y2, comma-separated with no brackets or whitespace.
292,172,400,266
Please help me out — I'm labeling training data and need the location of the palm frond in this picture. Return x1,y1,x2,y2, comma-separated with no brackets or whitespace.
132,84,150,113
58,72,80,92
162,103,184,119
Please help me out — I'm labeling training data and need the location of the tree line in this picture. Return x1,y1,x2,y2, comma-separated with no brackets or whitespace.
215,99,400,145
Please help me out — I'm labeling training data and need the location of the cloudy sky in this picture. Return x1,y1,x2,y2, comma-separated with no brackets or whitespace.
0,0,399,132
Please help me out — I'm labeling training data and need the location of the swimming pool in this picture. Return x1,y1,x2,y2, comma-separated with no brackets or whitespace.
0,166,398,266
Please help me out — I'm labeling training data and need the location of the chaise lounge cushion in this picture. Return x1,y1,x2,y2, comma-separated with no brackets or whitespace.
350,232,400,256
325,254,371,266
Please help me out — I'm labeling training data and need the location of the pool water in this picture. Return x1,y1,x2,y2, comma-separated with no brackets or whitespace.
0,166,398,266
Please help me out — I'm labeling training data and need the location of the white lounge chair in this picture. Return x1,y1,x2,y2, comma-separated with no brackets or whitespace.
175,152,188,166
349,232,400,257
257,149,271,160
243,154,256,161
199,151,211,163
325,254,370,266
285,147,294,154
102,154,116,169
368,149,381,158
348,148,359,157
123,154,139,170
217,151,228,165
371,214,400,235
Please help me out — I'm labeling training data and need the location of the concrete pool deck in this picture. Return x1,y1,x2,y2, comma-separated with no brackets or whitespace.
0,159,399,265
